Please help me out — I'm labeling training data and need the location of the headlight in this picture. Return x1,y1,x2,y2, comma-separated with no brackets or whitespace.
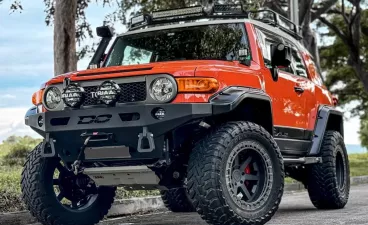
44,87,61,110
62,83,85,108
150,77,176,102
96,80,121,105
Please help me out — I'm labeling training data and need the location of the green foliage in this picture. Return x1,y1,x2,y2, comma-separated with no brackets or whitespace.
320,8,368,147
116,189,159,199
0,136,41,167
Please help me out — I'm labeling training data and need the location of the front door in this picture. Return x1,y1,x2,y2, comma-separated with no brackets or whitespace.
254,28,307,130
254,27,314,156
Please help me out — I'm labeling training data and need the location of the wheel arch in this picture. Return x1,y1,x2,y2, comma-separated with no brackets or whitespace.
210,86,273,135
308,105,344,155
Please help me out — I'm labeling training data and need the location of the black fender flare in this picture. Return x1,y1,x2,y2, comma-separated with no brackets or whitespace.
25,106,37,124
308,105,344,156
209,86,273,134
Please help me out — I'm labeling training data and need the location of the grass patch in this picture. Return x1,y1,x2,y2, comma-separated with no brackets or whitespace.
0,166,25,213
348,153,368,177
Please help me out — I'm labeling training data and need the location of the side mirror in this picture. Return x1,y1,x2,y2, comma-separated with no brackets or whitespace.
270,43,292,81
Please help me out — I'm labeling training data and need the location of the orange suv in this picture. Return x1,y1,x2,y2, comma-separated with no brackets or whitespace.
22,4,350,225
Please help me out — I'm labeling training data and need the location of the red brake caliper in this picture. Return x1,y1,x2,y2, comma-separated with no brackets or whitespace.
244,165,251,186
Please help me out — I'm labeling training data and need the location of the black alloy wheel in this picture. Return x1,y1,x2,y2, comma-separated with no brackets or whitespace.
226,147,271,210
53,162,98,210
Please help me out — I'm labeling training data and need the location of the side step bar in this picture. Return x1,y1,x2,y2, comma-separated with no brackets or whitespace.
283,157,322,165
84,166,160,190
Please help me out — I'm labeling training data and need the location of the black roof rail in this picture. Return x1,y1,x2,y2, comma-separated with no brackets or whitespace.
128,4,302,40
248,9,302,40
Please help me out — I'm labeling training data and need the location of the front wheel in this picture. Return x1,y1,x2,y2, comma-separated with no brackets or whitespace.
21,143,116,225
187,121,284,225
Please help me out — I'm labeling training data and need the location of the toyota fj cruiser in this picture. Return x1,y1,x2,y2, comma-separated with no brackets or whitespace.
22,4,350,225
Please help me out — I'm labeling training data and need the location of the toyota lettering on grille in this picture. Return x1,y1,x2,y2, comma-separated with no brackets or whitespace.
90,92,98,98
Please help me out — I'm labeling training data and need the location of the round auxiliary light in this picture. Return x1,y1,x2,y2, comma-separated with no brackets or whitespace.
37,116,44,127
62,83,85,108
152,108,166,120
44,86,62,110
96,80,121,105
150,77,176,103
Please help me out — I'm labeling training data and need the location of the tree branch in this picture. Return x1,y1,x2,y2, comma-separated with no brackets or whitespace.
299,0,313,25
341,0,350,24
311,0,338,22
318,16,349,45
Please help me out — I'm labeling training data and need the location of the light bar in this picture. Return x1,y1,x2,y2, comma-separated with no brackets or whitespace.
127,4,301,40
131,15,145,25
152,6,203,19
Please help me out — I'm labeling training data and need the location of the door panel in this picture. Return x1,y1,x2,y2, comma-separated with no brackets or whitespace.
270,71,307,129
294,76,317,130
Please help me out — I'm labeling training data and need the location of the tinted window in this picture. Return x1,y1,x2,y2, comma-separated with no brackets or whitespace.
291,49,308,78
106,23,249,67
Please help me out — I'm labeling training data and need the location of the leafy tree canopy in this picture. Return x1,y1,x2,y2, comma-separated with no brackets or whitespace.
320,7,368,146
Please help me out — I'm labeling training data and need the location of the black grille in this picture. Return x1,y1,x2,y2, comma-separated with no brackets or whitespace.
82,82,146,106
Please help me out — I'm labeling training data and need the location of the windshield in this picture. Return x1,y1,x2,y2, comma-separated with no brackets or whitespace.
105,23,249,67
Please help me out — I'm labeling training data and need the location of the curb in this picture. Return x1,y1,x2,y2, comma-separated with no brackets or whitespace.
2,176,368,225
109,196,164,217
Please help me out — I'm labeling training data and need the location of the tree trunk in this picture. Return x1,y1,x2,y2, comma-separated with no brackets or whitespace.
54,0,77,76
298,0,321,71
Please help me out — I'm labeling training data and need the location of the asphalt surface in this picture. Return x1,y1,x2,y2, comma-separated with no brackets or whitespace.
99,184,368,225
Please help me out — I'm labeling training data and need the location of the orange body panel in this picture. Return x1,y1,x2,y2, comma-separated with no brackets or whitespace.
38,22,334,131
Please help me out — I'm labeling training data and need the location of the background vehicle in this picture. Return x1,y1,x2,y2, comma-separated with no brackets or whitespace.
22,4,350,225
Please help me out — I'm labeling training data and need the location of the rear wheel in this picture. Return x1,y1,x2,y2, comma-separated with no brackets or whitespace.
21,143,116,225
187,122,284,225
160,188,195,212
307,130,350,209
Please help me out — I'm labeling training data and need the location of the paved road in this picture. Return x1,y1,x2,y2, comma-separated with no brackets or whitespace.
101,184,368,225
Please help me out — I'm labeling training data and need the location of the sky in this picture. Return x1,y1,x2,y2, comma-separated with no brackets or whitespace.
0,1,362,145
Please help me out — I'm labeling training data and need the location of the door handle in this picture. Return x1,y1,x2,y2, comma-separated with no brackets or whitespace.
294,86,304,94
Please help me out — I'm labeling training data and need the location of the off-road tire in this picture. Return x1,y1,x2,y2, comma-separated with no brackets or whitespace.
187,121,284,225
21,143,116,225
160,188,195,212
307,130,350,209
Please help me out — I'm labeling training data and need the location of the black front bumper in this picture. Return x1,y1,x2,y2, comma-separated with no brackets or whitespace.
26,104,212,162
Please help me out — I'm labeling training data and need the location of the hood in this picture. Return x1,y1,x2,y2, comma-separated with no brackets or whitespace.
44,60,239,86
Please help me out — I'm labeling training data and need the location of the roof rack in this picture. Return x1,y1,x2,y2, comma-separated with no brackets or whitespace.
248,9,302,39
128,4,302,40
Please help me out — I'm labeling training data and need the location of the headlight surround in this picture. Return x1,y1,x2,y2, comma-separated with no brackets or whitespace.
62,83,85,108
149,77,177,103
43,86,62,110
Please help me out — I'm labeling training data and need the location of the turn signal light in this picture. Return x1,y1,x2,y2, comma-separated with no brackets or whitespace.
32,89,44,106
176,77,219,93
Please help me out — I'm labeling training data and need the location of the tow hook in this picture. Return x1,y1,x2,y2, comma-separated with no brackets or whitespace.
137,127,155,153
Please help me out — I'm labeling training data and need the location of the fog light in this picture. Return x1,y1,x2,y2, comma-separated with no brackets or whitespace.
153,108,166,120
97,80,121,105
38,116,44,127
62,83,85,108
